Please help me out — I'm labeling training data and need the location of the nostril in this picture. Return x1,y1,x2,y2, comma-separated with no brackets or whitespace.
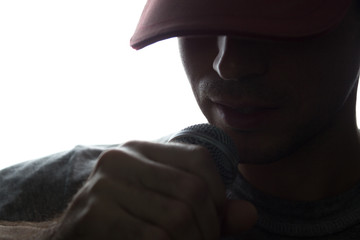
213,49,244,81
213,58,240,81
213,50,269,81
213,55,268,81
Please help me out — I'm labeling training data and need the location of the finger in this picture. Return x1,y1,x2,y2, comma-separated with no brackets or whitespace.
134,155,221,240
110,199,172,240
105,176,204,240
96,146,221,240
123,141,225,239
122,141,226,206
221,200,258,235
121,142,223,240
62,190,171,240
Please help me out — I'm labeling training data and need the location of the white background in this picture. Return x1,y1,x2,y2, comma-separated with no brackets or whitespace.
0,1,359,170
0,0,206,169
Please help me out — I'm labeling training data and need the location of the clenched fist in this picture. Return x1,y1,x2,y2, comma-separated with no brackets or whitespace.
51,141,257,240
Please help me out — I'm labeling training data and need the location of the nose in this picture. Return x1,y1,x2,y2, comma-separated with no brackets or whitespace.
213,36,268,81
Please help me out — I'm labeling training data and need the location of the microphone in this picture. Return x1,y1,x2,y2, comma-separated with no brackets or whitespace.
168,123,239,187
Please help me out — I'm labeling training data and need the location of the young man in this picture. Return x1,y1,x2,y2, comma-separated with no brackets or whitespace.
1,0,360,239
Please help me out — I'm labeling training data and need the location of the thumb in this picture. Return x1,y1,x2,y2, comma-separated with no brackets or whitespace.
221,199,258,235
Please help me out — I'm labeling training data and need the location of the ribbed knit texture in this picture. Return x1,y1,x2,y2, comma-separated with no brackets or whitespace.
225,173,360,239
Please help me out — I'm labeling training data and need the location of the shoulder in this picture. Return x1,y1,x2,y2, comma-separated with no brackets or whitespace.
0,144,115,221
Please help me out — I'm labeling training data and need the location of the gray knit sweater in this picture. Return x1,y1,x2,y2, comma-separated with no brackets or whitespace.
226,174,360,239
0,145,360,239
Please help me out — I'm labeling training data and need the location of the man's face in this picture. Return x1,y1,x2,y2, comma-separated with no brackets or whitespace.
178,2,360,164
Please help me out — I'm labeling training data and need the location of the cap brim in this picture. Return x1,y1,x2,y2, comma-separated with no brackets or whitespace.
130,0,352,50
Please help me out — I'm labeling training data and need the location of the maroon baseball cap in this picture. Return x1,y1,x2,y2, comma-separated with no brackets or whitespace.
130,0,353,50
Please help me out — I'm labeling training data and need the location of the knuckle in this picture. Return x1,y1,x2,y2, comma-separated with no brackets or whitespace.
95,148,130,171
188,145,212,167
100,148,121,159
97,149,120,166
121,140,147,150
190,144,211,157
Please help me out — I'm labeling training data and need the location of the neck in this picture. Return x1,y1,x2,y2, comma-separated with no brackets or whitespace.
237,92,360,201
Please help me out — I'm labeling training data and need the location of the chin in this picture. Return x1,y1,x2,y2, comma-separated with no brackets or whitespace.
220,125,314,165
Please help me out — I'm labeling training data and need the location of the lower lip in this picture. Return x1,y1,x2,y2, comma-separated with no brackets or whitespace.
214,104,277,130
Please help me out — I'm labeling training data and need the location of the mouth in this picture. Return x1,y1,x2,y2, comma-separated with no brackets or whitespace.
212,100,279,130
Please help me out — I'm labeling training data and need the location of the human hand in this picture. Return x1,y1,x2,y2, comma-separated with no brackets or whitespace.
51,141,257,240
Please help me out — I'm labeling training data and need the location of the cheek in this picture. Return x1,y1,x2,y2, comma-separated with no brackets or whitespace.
272,42,359,120
179,38,219,117
304,55,358,117
190,79,216,124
